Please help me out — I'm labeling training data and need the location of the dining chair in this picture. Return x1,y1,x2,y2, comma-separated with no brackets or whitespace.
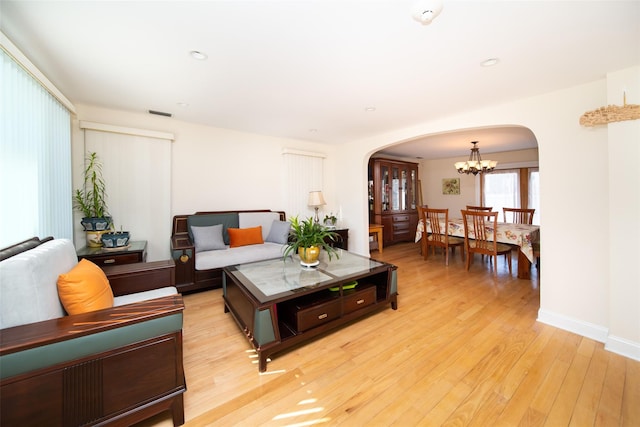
503,207,535,224
422,208,464,265
417,205,429,257
466,205,493,212
460,209,512,276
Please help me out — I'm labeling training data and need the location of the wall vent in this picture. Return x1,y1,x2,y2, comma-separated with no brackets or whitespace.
148,110,172,117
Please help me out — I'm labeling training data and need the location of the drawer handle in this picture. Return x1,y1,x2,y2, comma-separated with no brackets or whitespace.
356,299,365,305
103,259,116,264
318,313,328,320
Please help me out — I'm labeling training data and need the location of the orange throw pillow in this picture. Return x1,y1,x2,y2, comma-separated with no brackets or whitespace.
228,226,264,248
57,259,114,315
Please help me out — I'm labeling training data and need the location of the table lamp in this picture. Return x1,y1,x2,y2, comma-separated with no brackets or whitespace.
308,191,326,223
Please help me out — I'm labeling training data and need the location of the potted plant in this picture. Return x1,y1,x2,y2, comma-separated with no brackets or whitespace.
73,152,112,247
283,216,340,266
323,213,337,228
101,226,130,248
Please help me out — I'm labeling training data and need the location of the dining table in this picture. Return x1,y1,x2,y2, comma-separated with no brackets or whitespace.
415,217,540,279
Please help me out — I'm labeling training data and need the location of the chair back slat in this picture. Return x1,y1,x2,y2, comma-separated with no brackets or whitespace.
461,209,498,254
503,207,535,224
461,209,512,275
426,208,451,244
421,207,463,265
466,205,493,212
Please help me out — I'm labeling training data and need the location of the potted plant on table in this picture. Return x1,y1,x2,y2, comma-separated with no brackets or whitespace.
283,216,340,267
73,152,113,247
323,213,337,228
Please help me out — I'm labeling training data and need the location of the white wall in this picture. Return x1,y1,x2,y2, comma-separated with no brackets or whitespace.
336,66,639,361
606,67,640,357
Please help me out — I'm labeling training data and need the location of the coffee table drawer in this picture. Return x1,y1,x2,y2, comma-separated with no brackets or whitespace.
344,287,376,314
295,299,341,332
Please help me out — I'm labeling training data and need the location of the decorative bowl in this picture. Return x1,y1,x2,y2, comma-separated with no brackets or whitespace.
101,231,130,248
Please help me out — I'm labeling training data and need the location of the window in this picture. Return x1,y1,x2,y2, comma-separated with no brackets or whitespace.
484,169,520,213
0,47,72,247
483,167,539,225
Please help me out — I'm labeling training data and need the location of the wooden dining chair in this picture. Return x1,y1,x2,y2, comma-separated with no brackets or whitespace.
466,205,493,212
422,208,464,265
461,209,512,276
417,205,429,257
503,207,535,224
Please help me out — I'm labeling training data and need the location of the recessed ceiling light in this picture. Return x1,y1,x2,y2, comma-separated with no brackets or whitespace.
177,102,189,107
481,58,499,67
365,107,376,112
190,50,208,60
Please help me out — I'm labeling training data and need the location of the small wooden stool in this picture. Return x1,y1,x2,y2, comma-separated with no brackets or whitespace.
369,224,384,253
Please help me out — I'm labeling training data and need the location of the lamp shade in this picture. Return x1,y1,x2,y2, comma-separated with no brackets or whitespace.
308,191,326,207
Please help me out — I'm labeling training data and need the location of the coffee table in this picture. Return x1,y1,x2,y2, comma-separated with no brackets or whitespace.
223,250,398,372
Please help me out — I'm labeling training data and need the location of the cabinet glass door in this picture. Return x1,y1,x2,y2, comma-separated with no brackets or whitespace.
409,168,417,209
400,169,407,210
381,165,390,211
391,166,400,211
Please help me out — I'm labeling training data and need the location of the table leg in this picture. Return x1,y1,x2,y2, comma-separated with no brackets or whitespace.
377,229,383,253
259,352,268,372
517,250,531,279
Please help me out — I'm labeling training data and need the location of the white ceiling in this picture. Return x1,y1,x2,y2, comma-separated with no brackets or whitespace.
1,1,638,159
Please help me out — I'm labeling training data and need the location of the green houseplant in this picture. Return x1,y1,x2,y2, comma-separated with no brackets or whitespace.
73,152,112,247
283,216,340,266
323,213,337,228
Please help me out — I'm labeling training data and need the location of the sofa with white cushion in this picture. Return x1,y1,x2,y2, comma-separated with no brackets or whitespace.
170,210,289,293
0,237,186,426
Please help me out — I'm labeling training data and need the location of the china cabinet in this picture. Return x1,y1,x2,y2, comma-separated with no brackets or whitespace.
368,158,419,245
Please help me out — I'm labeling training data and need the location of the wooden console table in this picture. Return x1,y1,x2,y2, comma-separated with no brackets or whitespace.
223,250,397,371
369,224,384,253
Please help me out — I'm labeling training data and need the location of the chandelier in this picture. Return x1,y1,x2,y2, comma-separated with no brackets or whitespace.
454,141,498,175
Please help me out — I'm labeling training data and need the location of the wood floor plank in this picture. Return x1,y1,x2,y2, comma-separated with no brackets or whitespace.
543,338,593,426
131,242,639,427
622,358,640,427
569,343,609,426
594,351,626,426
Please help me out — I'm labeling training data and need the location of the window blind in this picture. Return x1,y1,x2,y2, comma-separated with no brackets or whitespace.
82,127,172,261
0,48,72,247
283,149,325,220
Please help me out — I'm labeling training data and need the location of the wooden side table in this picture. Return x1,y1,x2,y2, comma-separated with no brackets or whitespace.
369,224,384,253
327,228,349,250
77,240,147,267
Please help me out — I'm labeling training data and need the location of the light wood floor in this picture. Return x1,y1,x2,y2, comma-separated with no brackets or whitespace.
139,242,639,427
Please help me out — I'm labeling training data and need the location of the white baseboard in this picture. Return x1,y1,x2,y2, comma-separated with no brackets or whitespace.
537,308,640,361
605,335,640,361
537,308,608,342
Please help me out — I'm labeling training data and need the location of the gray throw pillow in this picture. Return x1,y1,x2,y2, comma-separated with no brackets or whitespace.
191,224,226,252
265,220,291,244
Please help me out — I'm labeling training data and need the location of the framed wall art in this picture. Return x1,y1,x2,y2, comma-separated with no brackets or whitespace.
442,178,460,195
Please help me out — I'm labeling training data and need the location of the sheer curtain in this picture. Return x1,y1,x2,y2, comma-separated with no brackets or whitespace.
483,169,520,217
0,48,72,247
528,168,540,225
